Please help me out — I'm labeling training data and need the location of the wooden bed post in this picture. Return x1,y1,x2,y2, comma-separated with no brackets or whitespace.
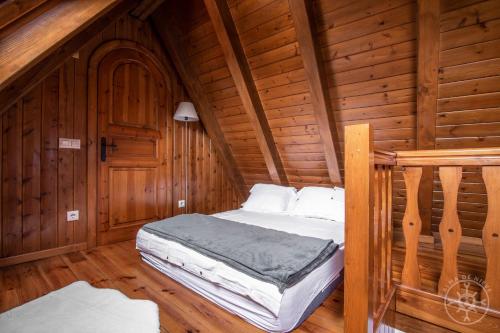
344,124,374,333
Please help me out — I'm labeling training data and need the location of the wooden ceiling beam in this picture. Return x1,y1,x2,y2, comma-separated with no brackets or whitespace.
150,7,248,200
129,0,165,21
0,0,48,30
0,0,139,116
288,0,342,185
203,0,288,185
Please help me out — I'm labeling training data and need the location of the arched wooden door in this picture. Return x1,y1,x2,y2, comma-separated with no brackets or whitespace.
89,41,171,245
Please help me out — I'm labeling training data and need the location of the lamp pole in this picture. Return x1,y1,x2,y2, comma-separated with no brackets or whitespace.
173,102,199,214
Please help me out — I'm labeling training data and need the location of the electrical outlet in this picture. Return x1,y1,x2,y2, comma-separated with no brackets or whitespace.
67,210,79,221
178,200,186,208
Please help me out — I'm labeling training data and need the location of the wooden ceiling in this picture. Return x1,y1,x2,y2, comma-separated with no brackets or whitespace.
153,1,341,186
151,0,418,190
0,0,140,115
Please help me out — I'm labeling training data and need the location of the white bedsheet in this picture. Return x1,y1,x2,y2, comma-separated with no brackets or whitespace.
136,210,344,331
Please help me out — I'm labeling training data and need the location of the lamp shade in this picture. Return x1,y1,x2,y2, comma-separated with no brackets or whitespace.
174,102,199,122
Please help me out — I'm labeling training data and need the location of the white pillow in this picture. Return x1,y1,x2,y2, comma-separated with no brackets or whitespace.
290,186,345,222
332,186,345,202
241,184,297,213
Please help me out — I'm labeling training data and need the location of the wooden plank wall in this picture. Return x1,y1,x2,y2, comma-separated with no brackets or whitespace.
311,0,418,230
173,119,243,217
178,3,274,189
0,14,241,260
432,0,500,239
313,0,418,154
1,65,87,259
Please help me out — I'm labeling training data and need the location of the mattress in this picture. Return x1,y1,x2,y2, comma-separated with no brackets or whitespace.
136,209,345,332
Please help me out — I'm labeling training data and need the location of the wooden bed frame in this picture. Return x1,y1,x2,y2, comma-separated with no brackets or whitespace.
343,124,500,333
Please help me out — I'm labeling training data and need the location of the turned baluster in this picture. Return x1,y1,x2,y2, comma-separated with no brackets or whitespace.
373,167,381,307
401,167,422,289
379,166,388,304
482,166,500,309
437,167,462,297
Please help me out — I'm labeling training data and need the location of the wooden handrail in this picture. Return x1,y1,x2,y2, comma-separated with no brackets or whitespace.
374,150,396,166
394,147,500,166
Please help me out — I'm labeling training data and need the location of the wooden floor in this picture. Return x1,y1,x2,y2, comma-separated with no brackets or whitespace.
0,240,452,333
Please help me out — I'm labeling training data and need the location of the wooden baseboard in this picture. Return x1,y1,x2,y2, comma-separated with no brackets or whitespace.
395,285,500,333
0,243,87,267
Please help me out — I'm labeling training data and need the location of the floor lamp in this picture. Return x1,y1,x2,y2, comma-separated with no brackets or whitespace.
174,102,199,212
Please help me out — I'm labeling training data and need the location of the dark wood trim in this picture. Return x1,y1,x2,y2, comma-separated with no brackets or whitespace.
416,0,440,235
129,0,165,21
288,0,342,185
0,0,139,117
150,8,248,200
203,0,288,185
0,242,87,268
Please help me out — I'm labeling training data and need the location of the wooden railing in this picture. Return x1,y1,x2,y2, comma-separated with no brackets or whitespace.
396,149,500,308
344,123,500,333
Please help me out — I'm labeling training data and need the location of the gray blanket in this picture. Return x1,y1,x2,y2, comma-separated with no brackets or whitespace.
142,214,338,292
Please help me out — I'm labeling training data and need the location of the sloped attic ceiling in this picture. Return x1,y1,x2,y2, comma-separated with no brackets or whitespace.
153,1,350,187
0,0,141,116
150,0,500,241
151,0,418,190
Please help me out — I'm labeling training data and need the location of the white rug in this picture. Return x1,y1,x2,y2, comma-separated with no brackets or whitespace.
0,281,160,333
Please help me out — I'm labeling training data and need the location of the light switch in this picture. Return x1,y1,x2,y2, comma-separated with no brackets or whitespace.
70,139,81,149
59,138,72,149
67,210,79,221
59,138,81,149
178,200,186,208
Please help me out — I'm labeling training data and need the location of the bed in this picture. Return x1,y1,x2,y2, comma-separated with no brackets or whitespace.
136,209,345,332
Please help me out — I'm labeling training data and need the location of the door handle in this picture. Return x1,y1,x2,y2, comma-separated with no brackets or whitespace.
100,137,118,162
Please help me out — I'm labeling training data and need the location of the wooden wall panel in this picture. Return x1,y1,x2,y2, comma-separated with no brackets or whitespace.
40,72,59,250
179,4,272,189
172,115,240,217
312,0,418,229
313,0,418,153
0,14,242,262
432,0,500,238
1,65,85,259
